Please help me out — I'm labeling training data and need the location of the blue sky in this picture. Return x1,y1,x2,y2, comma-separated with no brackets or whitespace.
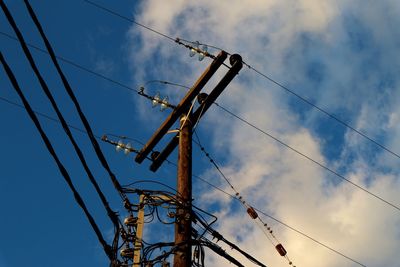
1,1,400,267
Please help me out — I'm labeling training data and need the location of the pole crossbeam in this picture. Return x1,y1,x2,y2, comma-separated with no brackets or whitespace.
134,51,227,164
150,54,243,172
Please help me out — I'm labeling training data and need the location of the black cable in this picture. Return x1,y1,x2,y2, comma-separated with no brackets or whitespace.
0,96,145,150
82,0,176,42
3,0,121,230
195,215,267,267
242,61,400,160
193,132,236,193
0,51,113,261
0,31,139,93
253,207,366,267
22,0,128,202
123,180,179,196
215,102,400,212
192,235,245,267
1,29,190,99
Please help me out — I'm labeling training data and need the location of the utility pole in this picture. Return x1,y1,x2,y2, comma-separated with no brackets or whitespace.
133,194,145,267
174,114,192,267
134,50,243,267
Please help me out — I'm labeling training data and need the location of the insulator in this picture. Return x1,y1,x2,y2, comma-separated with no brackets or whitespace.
197,93,208,104
124,215,138,226
160,96,169,111
116,140,124,152
275,243,287,256
120,248,135,258
124,143,132,155
189,41,200,57
229,54,242,66
198,44,208,61
152,92,161,107
120,231,135,242
247,206,258,219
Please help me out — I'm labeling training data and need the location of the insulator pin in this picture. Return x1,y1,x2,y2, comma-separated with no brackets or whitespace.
275,243,287,256
247,206,258,219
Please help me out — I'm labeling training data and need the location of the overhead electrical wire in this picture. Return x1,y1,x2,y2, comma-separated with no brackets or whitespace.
0,96,367,267
2,0,122,230
21,0,129,205
240,61,400,160
193,213,267,267
0,51,114,261
214,102,400,213
82,0,176,42
0,95,145,150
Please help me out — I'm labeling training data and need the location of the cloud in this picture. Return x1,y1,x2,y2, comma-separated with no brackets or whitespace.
127,1,400,266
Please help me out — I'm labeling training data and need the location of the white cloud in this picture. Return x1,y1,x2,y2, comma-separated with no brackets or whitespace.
127,1,400,266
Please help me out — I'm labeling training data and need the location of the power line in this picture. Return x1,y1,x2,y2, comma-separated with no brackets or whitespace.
214,102,400,213
0,95,146,148
242,61,400,160
2,0,122,259
82,0,216,61
0,50,114,261
21,0,129,205
23,0,121,229
82,0,176,42
0,30,189,95
0,94,367,267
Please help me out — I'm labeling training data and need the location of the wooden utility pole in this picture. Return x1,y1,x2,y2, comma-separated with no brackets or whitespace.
174,114,192,267
134,50,243,267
